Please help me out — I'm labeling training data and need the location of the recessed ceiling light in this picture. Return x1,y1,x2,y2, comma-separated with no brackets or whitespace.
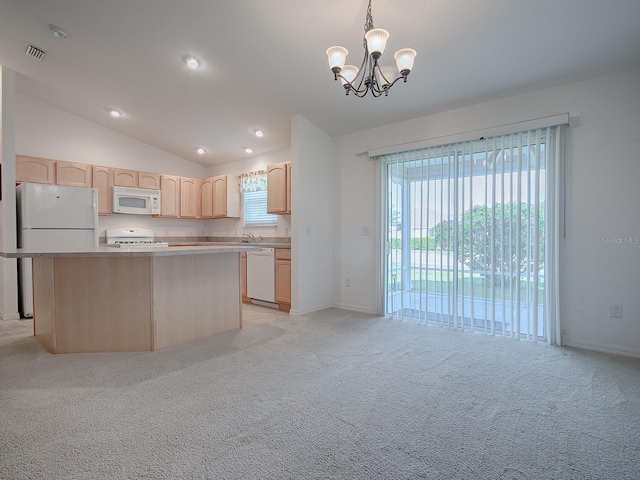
182,54,203,69
49,25,68,39
244,148,253,154
254,130,265,138
197,148,206,154
109,109,122,117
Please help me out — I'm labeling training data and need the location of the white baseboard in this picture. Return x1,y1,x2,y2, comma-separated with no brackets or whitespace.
290,303,335,316
332,303,379,315
564,340,640,359
0,310,21,321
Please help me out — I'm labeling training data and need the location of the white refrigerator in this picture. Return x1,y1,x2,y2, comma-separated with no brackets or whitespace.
17,183,99,318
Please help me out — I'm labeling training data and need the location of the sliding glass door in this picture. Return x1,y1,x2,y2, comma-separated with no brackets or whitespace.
383,128,559,341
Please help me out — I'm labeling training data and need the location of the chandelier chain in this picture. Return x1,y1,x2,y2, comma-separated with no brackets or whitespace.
364,0,374,32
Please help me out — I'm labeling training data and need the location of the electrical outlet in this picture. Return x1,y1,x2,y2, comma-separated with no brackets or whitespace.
361,226,370,236
345,278,351,287
305,226,311,235
609,304,622,318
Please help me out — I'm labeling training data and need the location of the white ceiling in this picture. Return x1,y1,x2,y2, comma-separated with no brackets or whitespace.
1,1,639,167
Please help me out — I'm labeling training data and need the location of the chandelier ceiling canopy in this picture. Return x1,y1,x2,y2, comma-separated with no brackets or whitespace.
326,0,417,97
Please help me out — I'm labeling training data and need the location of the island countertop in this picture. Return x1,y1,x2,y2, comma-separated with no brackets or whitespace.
0,244,261,258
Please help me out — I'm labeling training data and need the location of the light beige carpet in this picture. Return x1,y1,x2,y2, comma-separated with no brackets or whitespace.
1,306,639,479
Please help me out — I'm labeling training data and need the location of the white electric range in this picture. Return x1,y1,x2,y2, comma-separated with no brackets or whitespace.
105,228,169,248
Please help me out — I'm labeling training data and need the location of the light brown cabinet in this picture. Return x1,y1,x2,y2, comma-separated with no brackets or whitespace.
180,177,200,219
138,171,161,190
101,168,161,190
92,166,112,215
200,177,214,219
16,156,55,184
212,175,240,218
112,168,139,188
55,161,92,187
275,248,291,311
14,155,251,222
267,162,291,214
241,252,249,303
286,162,292,214
159,175,180,218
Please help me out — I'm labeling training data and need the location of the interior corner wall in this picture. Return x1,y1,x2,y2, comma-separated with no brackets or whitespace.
290,114,333,315
0,66,19,320
15,93,211,238
333,68,640,357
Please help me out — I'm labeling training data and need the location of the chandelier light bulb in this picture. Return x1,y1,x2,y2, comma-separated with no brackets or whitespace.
394,48,417,75
340,65,359,86
364,28,389,58
376,65,397,88
326,46,348,72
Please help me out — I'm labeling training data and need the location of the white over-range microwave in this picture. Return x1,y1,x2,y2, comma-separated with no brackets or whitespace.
112,186,161,215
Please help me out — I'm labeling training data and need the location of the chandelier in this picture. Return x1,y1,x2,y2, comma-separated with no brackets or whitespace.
326,0,417,97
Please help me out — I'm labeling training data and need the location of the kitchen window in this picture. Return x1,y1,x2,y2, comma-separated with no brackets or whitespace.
240,171,278,227
243,190,278,227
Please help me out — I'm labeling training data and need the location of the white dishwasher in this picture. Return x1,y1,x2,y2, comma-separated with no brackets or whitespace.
246,248,276,303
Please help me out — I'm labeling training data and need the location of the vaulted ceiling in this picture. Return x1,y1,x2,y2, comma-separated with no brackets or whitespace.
1,0,639,166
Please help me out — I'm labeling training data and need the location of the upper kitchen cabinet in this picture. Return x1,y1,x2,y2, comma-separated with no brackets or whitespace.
113,168,160,190
55,161,92,188
180,177,200,219
267,162,291,214
92,166,112,216
212,175,240,219
200,177,214,219
286,162,292,214
112,168,138,188
16,155,55,184
138,172,161,190
159,175,180,218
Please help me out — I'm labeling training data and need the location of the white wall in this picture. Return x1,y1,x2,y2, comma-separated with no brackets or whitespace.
15,94,211,239
207,149,292,238
334,68,640,357
0,66,19,320
291,115,334,315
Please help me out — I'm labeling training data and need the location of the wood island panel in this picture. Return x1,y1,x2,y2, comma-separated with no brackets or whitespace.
31,250,244,353
152,253,241,350
34,257,152,353
32,258,56,351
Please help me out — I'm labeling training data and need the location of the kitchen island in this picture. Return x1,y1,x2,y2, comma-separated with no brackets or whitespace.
1,244,259,353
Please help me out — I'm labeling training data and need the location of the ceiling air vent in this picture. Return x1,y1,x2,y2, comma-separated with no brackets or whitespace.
24,43,46,60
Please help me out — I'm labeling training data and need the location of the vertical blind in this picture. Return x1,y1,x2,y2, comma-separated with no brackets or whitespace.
381,127,560,342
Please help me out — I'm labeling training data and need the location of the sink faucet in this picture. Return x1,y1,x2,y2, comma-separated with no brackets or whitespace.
243,233,255,243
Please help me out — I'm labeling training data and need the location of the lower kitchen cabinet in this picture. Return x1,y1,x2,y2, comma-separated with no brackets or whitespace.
275,248,291,312
241,251,250,303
